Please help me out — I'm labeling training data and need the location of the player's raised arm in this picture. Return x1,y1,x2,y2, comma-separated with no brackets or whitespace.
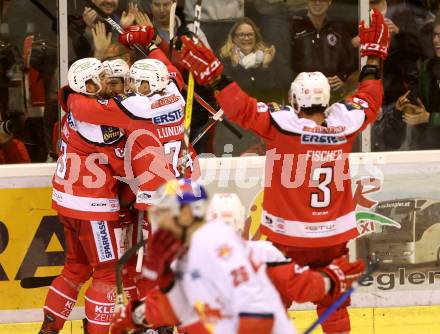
178,36,277,141
119,25,185,89
345,8,390,127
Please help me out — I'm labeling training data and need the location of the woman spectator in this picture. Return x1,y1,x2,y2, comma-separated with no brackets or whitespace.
220,17,277,101
217,18,277,156
396,17,440,150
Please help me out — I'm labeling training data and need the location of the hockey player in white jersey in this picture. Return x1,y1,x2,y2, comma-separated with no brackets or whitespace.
111,178,296,334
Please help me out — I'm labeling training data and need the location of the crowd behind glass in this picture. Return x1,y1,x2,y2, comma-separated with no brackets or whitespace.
0,0,439,163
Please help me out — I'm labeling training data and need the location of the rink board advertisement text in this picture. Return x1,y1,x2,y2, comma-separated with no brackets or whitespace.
0,187,88,323
0,155,440,322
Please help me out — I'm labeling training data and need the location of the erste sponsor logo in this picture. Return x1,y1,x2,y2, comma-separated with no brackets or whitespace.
152,109,183,125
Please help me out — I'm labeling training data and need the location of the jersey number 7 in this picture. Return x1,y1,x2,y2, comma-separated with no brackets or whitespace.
164,140,193,177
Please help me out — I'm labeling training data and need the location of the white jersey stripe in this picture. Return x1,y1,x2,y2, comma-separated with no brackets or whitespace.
52,189,120,213
261,210,357,239
43,306,68,320
49,286,77,303
85,317,111,326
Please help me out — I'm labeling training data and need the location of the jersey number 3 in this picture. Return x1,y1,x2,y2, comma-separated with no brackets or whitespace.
310,167,332,208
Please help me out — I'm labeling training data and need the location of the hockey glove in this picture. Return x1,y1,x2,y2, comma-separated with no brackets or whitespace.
143,229,182,291
178,35,223,85
110,300,147,334
359,8,389,60
119,25,156,48
319,255,365,300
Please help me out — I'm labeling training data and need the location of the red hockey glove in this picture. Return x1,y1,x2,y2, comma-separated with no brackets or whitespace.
319,256,365,300
143,229,182,290
359,8,390,60
119,25,156,48
110,300,146,334
179,35,223,85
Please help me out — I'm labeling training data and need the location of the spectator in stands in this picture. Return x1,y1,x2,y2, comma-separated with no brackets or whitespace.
83,1,138,30
183,0,244,54
101,42,136,65
246,0,297,95
419,0,440,59
147,0,211,53
144,2,215,153
395,17,440,149
220,17,276,99
0,116,30,164
29,38,59,162
92,21,114,60
370,0,423,151
218,17,277,156
72,1,138,58
289,0,357,102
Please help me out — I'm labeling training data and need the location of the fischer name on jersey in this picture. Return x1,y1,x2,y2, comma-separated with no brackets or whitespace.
215,80,383,248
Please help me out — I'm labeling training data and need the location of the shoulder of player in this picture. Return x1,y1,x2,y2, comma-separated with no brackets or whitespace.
334,96,370,112
189,220,242,257
67,92,108,116
257,102,294,114
324,99,368,134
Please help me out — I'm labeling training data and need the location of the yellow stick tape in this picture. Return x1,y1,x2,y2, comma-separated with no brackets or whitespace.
184,73,195,132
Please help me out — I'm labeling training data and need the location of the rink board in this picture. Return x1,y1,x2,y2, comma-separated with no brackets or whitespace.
0,152,440,326
0,305,439,333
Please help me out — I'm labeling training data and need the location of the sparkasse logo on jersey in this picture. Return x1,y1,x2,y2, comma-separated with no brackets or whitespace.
92,221,115,262
152,110,183,125
301,134,347,145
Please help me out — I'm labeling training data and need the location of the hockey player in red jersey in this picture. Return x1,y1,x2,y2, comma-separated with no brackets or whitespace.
207,193,364,308
66,27,197,213
177,8,389,334
41,58,135,334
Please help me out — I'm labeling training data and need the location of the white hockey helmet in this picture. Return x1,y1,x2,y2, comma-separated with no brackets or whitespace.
289,72,330,112
103,59,129,79
207,193,246,234
129,58,169,95
68,57,104,96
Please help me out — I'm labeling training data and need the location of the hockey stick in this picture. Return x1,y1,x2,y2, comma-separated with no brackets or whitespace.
191,110,225,147
84,0,241,141
302,260,379,334
135,211,147,273
20,275,57,289
180,0,202,174
168,0,177,59
182,83,242,140
115,238,145,311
